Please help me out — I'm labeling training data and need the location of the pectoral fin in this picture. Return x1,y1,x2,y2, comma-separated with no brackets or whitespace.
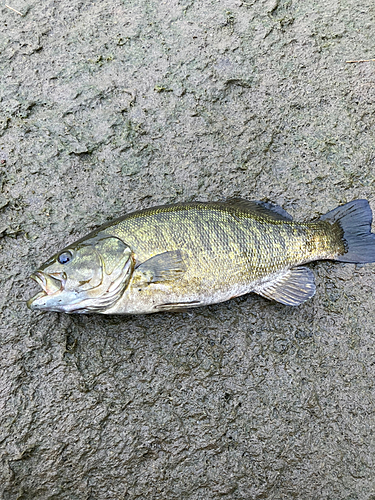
257,267,315,306
136,250,186,284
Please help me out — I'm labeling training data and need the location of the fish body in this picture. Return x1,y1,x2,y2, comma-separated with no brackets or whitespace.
27,199,375,314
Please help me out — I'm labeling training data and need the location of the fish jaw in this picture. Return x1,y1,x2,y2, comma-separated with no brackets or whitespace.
27,287,82,313
27,271,77,313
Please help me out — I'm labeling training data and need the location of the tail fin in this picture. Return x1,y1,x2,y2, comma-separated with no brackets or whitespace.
320,200,375,263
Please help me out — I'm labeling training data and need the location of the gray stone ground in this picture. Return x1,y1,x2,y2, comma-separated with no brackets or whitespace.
1,0,375,498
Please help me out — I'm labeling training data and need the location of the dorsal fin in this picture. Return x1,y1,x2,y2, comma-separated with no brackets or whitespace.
225,198,293,221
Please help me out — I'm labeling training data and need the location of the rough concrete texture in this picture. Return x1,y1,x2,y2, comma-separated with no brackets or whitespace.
1,0,375,498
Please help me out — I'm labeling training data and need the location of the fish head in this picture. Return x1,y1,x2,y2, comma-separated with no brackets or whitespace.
27,234,134,313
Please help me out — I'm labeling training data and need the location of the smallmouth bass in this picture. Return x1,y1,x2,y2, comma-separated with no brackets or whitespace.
27,198,375,314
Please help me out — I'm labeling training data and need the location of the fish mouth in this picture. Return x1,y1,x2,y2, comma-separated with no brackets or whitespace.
27,271,65,309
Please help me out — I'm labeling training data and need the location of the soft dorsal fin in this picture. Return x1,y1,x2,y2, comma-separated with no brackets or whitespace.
135,250,186,283
256,267,315,306
225,198,293,221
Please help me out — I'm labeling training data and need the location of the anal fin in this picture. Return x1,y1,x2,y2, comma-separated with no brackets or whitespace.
257,267,316,306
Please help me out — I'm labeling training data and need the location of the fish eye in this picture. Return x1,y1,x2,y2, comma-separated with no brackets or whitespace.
57,250,73,265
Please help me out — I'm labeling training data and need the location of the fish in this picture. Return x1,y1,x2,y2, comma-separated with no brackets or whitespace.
27,198,375,314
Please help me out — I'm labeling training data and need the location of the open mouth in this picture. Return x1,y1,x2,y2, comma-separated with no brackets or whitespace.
27,271,65,309
31,271,64,294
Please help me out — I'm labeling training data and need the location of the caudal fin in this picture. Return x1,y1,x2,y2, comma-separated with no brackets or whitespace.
320,199,375,263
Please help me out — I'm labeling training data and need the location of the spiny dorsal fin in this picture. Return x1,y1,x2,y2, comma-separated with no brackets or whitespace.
136,250,186,283
225,198,293,221
256,267,315,306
